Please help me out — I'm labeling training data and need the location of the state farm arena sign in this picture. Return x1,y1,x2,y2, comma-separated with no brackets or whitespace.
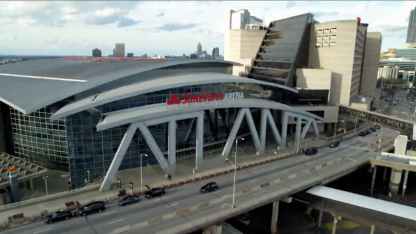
167,92,244,105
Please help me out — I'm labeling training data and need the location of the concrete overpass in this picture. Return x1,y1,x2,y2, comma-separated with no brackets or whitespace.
339,104,415,132
339,104,414,131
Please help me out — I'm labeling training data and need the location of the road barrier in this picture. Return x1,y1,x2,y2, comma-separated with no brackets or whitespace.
175,208,190,216
241,188,252,194
146,215,163,224
288,173,297,179
260,182,270,188
113,225,130,234
197,202,210,209
279,176,288,181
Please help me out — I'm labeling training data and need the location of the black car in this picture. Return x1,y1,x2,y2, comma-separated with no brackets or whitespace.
305,147,318,155
365,130,372,134
145,187,165,199
369,128,376,132
200,182,219,193
118,195,140,206
44,210,73,224
329,141,341,148
359,131,367,136
77,201,105,216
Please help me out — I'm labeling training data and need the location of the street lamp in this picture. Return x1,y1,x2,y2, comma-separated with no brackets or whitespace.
140,153,148,194
373,123,383,151
86,170,90,184
225,137,244,209
43,176,48,196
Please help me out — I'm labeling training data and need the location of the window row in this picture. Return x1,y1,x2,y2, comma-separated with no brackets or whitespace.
316,35,336,41
315,42,336,48
316,28,337,34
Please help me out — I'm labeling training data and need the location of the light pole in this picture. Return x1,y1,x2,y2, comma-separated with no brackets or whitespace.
140,153,148,194
43,176,48,196
354,116,358,132
86,170,90,183
374,123,383,151
225,137,244,209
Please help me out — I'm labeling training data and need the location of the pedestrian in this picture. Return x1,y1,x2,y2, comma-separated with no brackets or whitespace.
168,175,172,181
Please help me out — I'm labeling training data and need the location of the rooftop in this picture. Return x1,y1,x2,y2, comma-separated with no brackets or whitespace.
0,58,239,114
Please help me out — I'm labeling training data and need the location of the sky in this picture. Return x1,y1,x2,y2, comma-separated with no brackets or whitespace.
0,1,414,56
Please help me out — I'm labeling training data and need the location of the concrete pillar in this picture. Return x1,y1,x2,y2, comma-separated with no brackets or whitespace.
382,167,388,185
402,170,409,197
271,201,279,234
203,223,222,234
196,113,204,169
29,177,34,191
168,120,177,175
318,210,323,227
332,218,338,234
370,225,375,234
389,168,402,195
371,165,377,197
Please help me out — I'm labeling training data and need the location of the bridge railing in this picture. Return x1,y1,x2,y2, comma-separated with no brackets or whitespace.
319,124,368,142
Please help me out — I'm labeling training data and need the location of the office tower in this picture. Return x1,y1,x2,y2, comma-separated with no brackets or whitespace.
224,9,267,75
361,32,382,97
113,43,125,58
406,7,416,44
92,49,102,57
127,53,133,58
197,43,202,57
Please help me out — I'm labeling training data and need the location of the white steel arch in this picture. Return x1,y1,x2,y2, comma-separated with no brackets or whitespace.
99,105,323,192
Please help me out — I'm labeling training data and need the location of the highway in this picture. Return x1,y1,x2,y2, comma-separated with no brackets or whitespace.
1,137,389,234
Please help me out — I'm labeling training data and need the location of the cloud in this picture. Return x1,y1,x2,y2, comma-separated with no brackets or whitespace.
157,22,199,32
312,11,339,18
0,32,17,42
156,12,164,17
117,17,140,28
286,2,296,9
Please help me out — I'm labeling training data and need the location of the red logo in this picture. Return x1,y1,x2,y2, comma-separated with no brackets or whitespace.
167,94,181,105
167,92,224,105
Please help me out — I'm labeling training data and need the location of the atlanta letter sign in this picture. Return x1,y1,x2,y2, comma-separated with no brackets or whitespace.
167,92,244,105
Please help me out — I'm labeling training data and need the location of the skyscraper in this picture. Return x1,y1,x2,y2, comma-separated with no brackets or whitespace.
113,43,125,58
406,7,416,44
92,48,102,57
197,43,202,57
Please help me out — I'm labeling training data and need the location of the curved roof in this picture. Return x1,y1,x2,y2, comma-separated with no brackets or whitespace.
50,73,298,121
96,98,327,131
0,59,240,114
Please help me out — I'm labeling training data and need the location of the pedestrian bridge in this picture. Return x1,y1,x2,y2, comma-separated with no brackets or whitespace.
339,105,415,132
307,186,416,234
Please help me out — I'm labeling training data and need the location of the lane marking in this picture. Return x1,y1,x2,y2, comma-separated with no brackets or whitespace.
166,203,179,207
33,229,51,234
108,219,124,225
99,211,117,216
0,73,87,83
249,179,258,183
346,158,357,161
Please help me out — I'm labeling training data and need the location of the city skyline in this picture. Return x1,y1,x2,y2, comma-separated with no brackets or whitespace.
0,1,413,56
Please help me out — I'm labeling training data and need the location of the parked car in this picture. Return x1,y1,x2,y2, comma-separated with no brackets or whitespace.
305,147,318,155
374,125,381,129
329,141,341,148
200,182,219,193
145,187,165,199
359,131,367,136
369,128,376,132
44,210,73,224
365,130,372,134
118,195,140,206
77,201,105,216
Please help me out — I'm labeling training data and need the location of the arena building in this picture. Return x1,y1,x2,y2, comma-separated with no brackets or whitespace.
0,58,324,190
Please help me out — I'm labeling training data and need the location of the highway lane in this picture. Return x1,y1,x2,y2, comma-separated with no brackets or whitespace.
1,138,379,234
124,151,371,234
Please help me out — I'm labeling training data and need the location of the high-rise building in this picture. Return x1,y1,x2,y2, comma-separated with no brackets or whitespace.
406,7,416,44
212,47,220,58
197,43,202,57
92,48,102,57
224,9,267,76
127,53,134,58
113,43,125,58
247,13,382,109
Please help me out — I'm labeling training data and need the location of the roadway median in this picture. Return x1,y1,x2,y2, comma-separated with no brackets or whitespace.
113,225,130,234
175,208,191,216
146,215,164,224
